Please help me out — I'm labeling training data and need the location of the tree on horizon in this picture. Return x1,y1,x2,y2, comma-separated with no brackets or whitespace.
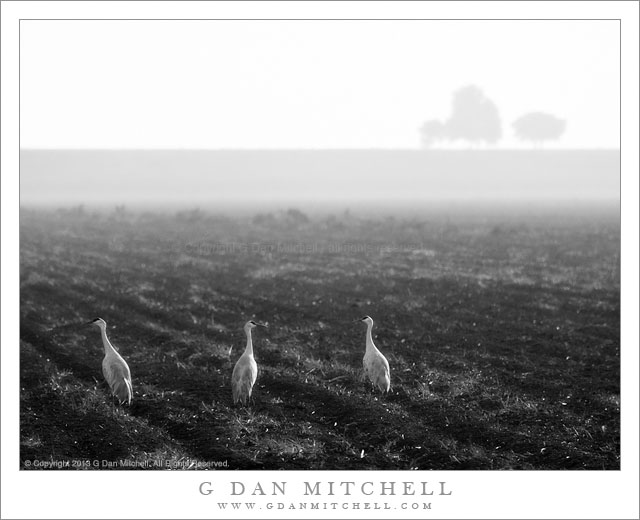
446,85,502,146
512,112,566,148
420,85,502,148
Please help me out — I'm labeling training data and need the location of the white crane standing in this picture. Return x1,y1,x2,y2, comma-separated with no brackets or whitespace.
87,317,133,405
357,315,391,393
231,320,266,405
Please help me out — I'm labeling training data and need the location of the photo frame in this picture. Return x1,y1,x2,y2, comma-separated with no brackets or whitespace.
2,1,638,519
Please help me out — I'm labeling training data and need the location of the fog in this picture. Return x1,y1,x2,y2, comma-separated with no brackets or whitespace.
20,149,619,216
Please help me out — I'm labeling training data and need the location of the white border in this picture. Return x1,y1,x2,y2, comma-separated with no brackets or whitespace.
2,2,638,519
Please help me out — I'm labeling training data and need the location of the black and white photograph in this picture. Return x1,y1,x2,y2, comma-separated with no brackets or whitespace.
2,1,638,519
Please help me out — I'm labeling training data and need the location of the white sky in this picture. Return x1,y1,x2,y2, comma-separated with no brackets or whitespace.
20,19,620,149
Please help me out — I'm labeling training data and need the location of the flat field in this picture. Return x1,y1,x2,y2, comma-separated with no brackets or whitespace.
19,207,620,470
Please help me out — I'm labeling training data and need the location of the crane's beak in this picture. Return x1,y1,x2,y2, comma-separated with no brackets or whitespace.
256,323,268,328
84,320,95,326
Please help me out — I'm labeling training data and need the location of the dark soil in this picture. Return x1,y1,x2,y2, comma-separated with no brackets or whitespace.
19,207,620,470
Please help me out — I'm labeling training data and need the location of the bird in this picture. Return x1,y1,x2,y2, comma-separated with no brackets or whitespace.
357,315,391,393
86,317,133,405
231,320,266,405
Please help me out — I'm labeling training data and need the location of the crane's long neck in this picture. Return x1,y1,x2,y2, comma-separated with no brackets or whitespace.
99,326,117,356
244,327,254,356
365,322,375,352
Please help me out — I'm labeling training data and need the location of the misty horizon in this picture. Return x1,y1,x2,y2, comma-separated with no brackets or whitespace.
20,148,620,213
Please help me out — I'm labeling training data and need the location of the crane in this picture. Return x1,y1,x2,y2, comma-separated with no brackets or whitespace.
231,320,266,405
357,315,391,393
86,317,133,405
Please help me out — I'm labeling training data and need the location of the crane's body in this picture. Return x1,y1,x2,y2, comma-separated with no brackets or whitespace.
88,318,133,405
231,320,265,405
359,316,391,393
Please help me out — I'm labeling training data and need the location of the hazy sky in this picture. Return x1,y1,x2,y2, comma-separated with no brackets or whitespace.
20,20,619,149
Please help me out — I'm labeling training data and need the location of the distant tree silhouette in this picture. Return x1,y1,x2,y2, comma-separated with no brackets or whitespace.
419,85,501,148
419,119,445,148
512,112,566,148
445,85,501,146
